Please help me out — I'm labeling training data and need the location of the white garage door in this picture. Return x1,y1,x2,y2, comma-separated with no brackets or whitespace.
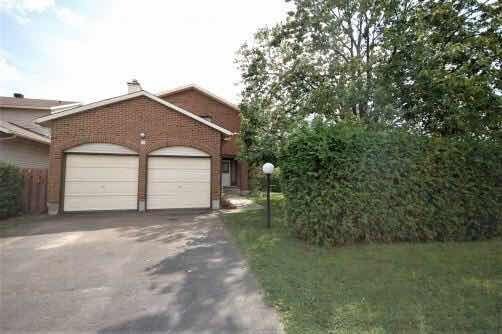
147,157,210,209
64,154,139,212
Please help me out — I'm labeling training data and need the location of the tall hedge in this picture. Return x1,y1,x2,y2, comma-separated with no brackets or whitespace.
280,122,502,245
0,162,23,219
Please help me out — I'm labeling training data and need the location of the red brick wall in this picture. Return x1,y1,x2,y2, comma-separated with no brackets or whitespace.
161,88,240,156
48,96,222,210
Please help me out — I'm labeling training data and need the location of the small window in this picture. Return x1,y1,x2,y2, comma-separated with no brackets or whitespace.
222,160,230,173
201,115,213,122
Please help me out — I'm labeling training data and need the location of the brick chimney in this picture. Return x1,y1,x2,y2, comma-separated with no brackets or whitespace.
127,79,142,93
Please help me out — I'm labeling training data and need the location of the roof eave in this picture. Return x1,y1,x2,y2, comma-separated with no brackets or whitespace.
157,84,240,112
34,90,234,136
0,105,52,111
0,121,50,144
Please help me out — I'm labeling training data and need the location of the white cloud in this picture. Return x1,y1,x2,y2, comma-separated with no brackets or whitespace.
54,6,85,26
0,0,54,11
2,0,291,103
0,54,21,81
0,0,55,23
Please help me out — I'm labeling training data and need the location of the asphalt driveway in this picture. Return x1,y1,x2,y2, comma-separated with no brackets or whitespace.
0,211,283,333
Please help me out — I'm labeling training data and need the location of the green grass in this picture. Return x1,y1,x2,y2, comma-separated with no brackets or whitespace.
223,194,502,334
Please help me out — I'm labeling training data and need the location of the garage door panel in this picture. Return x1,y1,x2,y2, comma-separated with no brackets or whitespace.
66,154,138,167
65,167,138,180
149,157,210,170
147,197,208,209
147,157,210,210
64,196,137,212
148,182,210,196
148,170,210,183
64,180,138,196
64,154,139,212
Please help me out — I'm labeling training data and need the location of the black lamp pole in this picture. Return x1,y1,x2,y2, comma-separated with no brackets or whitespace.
266,173,271,228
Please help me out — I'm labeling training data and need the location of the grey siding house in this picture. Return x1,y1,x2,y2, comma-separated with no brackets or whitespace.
0,94,79,169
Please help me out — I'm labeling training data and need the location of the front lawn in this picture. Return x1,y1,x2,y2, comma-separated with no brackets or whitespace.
223,194,502,333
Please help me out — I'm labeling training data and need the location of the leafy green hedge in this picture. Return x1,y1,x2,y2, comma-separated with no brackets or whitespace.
0,162,23,219
280,121,502,245
249,165,282,194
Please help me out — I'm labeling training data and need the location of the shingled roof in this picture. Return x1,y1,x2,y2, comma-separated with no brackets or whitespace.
0,96,77,110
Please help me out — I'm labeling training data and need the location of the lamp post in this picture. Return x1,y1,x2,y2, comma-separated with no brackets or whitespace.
262,162,274,228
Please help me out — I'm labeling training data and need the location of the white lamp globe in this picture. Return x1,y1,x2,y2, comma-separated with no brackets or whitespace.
262,162,275,175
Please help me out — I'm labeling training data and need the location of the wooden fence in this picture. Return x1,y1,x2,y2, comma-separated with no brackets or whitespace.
20,168,48,214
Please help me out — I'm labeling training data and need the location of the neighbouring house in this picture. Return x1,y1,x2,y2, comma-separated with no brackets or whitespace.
0,94,78,168
35,80,248,214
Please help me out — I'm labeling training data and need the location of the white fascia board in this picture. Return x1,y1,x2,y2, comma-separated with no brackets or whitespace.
0,120,50,144
34,90,234,136
34,91,145,124
0,123,13,134
50,102,82,113
143,92,234,136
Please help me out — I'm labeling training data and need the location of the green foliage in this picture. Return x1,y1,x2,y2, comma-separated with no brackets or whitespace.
236,0,502,165
0,162,23,219
249,166,282,194
280,121,502,245
225,198,502,333
380,0,502,137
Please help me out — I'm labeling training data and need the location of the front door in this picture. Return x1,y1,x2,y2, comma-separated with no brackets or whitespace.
221,160,231,187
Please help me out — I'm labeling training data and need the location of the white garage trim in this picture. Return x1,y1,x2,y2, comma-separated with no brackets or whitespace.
149,146,210,157
65,143,137,155
146,156,211,210
63,154,139,212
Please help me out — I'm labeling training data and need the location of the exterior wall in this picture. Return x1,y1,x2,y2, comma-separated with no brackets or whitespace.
237,160,249,192
0,137,49,169
161,89,240,156
0,108,51,136
48,96,222,213
161,88,249,191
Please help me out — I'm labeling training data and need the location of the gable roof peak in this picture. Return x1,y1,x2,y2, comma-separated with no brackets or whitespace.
157,84,240,112
34,90,233,136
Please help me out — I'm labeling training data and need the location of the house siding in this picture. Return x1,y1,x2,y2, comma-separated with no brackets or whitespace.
0,137,49,169
47,96,222,213
0,108,51,136
0,107,51,169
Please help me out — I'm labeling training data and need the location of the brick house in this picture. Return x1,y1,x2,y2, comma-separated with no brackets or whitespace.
35,81,248,214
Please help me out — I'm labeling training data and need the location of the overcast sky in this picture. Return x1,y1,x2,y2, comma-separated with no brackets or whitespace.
0,0,291,103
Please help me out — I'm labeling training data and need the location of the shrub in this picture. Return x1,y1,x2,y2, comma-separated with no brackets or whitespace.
280,121,502,245
249,165,282,194
0,162,23,219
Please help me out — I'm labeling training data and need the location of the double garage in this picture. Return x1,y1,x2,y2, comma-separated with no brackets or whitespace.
63,144,211,212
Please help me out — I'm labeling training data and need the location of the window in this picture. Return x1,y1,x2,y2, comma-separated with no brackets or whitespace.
222,160,230,173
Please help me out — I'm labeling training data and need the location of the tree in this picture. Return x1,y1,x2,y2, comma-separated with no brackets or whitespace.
236,0,502,164
237,0,397,163
381,0,502,138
